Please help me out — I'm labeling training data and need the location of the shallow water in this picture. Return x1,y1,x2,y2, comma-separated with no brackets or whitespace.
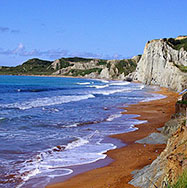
0,75,165,188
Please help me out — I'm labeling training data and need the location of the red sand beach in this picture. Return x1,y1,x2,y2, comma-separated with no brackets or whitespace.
46,88,178,188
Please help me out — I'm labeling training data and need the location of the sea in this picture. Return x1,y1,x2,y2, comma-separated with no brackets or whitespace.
0,75,166,188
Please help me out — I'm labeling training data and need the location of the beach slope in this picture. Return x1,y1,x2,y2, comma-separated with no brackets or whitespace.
46,88,178,188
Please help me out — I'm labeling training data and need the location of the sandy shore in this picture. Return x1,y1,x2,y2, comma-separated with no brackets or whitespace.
46,88,178,188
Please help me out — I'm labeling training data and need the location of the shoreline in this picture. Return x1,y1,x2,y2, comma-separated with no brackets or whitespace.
46,88,179,188
0,74,139,83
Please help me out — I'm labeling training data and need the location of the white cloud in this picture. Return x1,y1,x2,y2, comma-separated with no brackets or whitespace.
0,26,20,33
13,43,25,53
0,43,125,60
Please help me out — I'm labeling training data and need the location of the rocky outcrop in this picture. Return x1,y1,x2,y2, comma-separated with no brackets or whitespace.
175,93,187,116
131,38,187,92
129,94,187,187
176,35,187,40
130,124,187,188
51,58,137,80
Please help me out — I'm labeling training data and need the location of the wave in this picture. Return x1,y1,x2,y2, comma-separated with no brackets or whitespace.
16,137,89,187
17,88,53,93
0,94,95,110
59,120,102,129
88,84,109,89
91,84,146,96
16,168,73,188
65,137,89,150
139,85,145,90
106,113,122,121
16,87,86,93
109,81,130,86
16,135,116,187
16,87,65,93
77,82,91,85
100,80,109,83
42,107,59,112
60,123,78,128
92,88,130,95
141,93,166,102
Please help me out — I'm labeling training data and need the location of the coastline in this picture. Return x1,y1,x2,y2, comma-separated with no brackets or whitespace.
46,88,179,188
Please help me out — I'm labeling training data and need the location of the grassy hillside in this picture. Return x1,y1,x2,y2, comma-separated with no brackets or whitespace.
166,37,187,51
0,58,53,75
61,57,94,62
66,68,102,76
115,59,137,76
0,57,138,79
173,63,187,73
168,169,187,188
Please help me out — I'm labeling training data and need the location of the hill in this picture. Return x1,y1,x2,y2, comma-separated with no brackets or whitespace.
0,56,140,80
0,36,186,91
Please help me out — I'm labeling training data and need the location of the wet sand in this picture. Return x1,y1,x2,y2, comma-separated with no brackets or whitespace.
46,88,178,188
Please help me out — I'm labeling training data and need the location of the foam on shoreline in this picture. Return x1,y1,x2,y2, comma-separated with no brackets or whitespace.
45,88,178,188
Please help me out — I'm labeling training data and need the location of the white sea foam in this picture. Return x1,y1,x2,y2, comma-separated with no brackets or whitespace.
16,135,116,187
93,88,130,95
106,113,122,121
100,80,109,83
1,94,95,110
139,85,145,90
109,81,130,86
42,107,59,112
133,120,148,125
65,137,89,150
16,137,89,187
141,93,166,102
88,84,109,89
61,123,79,128
77,82,91,85
92,84,145,96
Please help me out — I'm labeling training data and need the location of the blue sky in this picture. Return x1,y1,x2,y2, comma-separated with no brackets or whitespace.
0,0,186,66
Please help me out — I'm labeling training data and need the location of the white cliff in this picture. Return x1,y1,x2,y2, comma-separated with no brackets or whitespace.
132,39,187,92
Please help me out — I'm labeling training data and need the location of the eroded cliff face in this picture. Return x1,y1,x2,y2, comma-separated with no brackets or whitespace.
130,94,187,188
130,123,187,188
132,39,187,92
51,57,139,80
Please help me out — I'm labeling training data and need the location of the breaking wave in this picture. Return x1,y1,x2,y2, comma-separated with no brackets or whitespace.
106,113,122,121
0,94,95,110
88,84,109,89
77,82,91,85
109,81,130,86
141,93,166,102
16,135,116,188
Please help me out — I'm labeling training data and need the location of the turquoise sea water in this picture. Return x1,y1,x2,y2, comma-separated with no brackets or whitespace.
0,75,166,188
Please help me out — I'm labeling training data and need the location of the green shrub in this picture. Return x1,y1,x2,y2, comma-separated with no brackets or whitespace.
62,57,93,62
59,59,73,69
173,63,187,73
68,68,102,76
115,59,137,76
97,60,107,66
107,62,111,69
167,38,187,51
0,58,54,75
177,100,187,105
168,169,187,188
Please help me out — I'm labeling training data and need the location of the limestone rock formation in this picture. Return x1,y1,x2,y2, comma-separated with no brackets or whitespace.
132,39,187,92
99,68,110,79
51,58,137,80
